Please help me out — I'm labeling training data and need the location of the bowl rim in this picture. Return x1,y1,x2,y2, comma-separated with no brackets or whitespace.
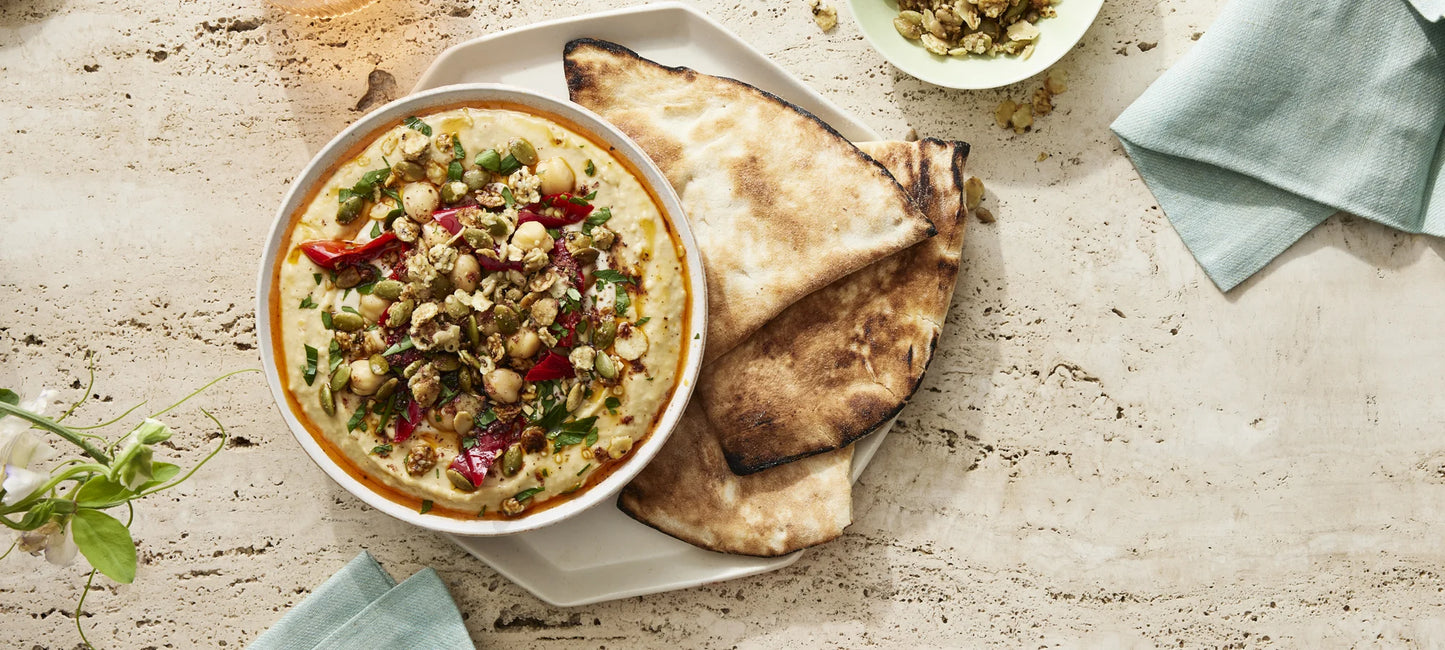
845,0,1105,90
254,83,708,536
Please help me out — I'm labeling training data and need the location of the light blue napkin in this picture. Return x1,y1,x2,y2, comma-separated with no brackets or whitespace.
248,552,473,650
1111,0,1445,291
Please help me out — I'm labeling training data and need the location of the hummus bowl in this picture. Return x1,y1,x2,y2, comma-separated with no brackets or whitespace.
256,84,706,536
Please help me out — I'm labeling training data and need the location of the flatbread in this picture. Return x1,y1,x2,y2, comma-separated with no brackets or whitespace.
697,139,969,475
616,140,965,556
564,39,936,361
617,403,854,557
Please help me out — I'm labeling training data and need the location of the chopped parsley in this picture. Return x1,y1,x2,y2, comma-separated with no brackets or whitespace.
372,444,393,456
476,410,499,427
591,269,632,284
604,397,621,414
404,116,432,136
299,296,317,309
500,186,515,207
584,429,598,447
313,273,322,285
370,221,382,238
447,160,463,182
452,134,464,160
584,159,595,176
582,207,612,234
615,284,631,317
302,345,319,386
322,310,335,330
513,487,544,502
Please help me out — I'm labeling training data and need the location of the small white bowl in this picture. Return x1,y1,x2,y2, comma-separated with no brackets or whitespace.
847,0,1104,90
255,84,707,536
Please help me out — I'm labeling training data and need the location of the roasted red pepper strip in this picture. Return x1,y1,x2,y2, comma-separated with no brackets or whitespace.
299,232,400,270
432,208,465,235
517,193,594,227
393,399,422,444
476,250,523,271
524,352,574,382
448,419,521,488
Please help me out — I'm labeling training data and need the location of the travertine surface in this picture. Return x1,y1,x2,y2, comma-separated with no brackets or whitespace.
7,0,1445,647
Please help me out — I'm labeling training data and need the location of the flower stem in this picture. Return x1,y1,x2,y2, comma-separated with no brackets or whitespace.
0,402,111,464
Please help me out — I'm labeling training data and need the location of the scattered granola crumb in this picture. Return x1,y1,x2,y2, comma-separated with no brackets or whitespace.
1036,152,1049,162
964,177,984,211
996,71,1067,134
1137,41,1158,52
807,0,838,32
1191,31,1204,41
975,206,996,224
904,127,919,142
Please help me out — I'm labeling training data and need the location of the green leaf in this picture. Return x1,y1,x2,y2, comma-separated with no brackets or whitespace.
568,195,589,206
531,401,568,430
636,317,650,325
615,283,631,317
553,431,586,446
75,476,135,507
313,273,323,285
346,400,369,432
328,339,343,373
476,410,498,427
451,134,464,160
360,166,391,187
475,149,501,173
592,269,631,284
419,500,433,514
321,311,334,330
447,160,463,182
513,487,544,502
299,296,317,309
137,462,181,491
71,509,137,584
576,463,591,476
372,444,393,456
370,221,382,238
500,186,515,208
380,336,414,357
338,188,354,204
303,345,319,386
583,429,598,447
583,207,612,234
404,116,432,136
584,159,595,176
0,388,15,420
604,397,620,414
17,500,56,530
496,153,521,176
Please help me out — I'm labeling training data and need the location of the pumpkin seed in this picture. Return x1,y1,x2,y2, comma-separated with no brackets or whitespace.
369,354,390,376
335,266,366,289
493,305,520,335
594,353,618,379
393,160,426,182
462,227,492,250
332,312,365,332
434,355,461,372
447,468,477,491
330,363,352,391
593,319,617,349
501,444,523,477
375,377,399,402
373,279,405,300
386,299,414,329
566,382,585,412
467,315,481,348
337,195,365,224
453,410,474,433
319,385,336,415
462,168,488,191
508,138,539,166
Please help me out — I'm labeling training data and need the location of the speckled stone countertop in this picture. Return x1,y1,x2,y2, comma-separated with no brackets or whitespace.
7,0,1445,647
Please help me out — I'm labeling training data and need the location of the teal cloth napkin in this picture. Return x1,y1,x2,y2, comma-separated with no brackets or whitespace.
1111,0,1445,291
248,552,473,650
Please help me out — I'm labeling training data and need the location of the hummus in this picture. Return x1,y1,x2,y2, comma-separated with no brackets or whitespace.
271,106,690,518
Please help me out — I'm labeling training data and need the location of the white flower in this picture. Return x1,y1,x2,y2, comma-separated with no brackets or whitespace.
16,520,77,566
0,390,57,506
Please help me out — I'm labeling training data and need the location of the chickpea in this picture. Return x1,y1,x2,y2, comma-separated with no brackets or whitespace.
348,359,384,396
450,254,481,292
507,328,542,359
484,368,523,403
402,182,439,222
535,157,576,195
358,293,392,323
510,221,553,252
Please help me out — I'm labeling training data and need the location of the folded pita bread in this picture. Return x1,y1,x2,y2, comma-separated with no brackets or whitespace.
617,140,965,556
617,403,853,557
564,39,936,361
697,139,969,475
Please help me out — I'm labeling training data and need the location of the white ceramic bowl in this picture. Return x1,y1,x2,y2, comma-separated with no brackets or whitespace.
846,0,1104,89
255,84,707,536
